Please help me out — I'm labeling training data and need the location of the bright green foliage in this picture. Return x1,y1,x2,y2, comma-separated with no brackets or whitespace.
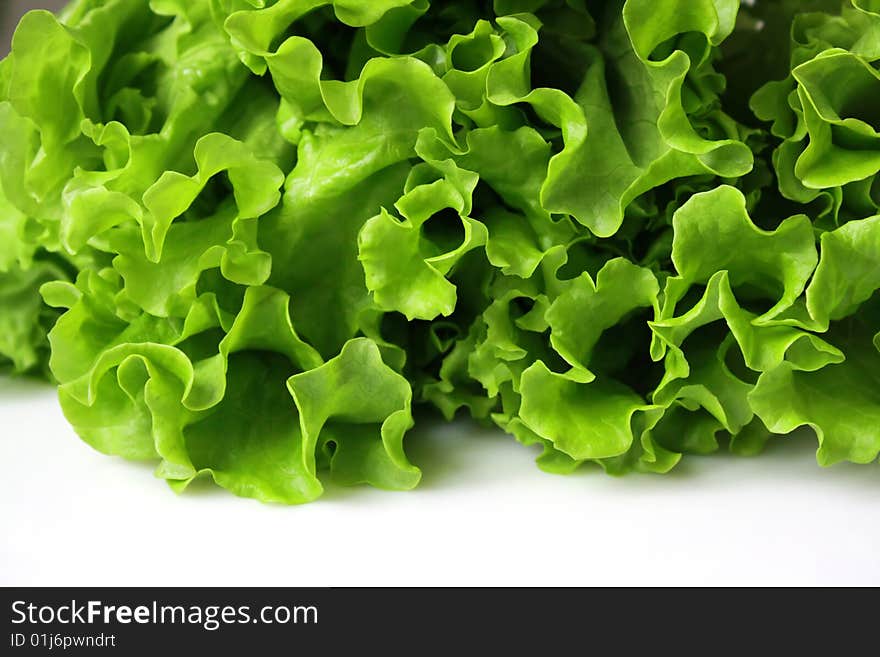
1,0,879,503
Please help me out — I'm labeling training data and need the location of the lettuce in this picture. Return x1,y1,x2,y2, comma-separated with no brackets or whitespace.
1,0,878,504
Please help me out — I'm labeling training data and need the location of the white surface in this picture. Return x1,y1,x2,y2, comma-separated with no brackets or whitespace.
1,376,879,587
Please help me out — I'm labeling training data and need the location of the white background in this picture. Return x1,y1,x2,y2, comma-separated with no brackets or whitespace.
2,377,879,587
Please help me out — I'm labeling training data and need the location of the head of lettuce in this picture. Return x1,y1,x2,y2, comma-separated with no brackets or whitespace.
0,0,878,504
